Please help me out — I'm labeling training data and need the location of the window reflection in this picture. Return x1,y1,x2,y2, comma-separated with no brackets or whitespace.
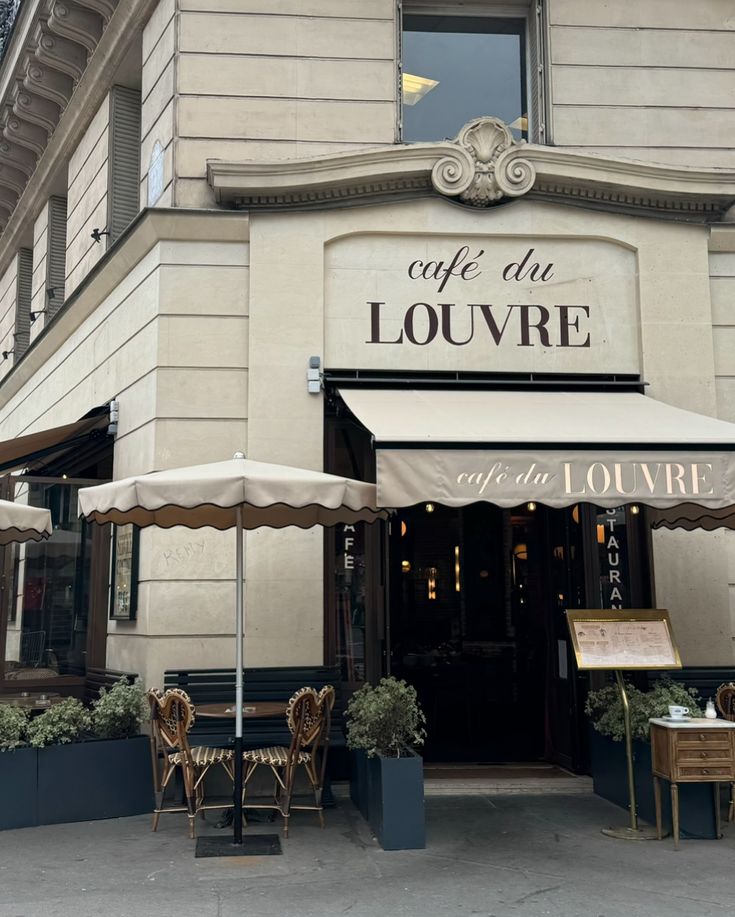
3,480,92,680
402,15,526,142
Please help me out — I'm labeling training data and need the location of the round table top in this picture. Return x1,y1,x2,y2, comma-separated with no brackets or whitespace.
196,701,286,719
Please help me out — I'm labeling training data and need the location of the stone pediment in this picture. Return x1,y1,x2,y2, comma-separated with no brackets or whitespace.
208,116,735,222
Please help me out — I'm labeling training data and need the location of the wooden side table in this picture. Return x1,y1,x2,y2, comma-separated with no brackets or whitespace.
650,717,735,849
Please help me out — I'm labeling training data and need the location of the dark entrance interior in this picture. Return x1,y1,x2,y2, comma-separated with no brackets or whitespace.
389,501,587,763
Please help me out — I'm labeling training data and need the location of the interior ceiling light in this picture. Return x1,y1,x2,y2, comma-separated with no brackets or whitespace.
402,72,439,106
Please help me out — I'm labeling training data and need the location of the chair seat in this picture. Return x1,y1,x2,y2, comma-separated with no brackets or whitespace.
168,745,234,767
243,745,311,766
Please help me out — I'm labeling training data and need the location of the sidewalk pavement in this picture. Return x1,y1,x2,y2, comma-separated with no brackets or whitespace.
1,789,734,917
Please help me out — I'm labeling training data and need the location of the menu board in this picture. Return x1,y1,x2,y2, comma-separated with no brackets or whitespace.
566,609,681,671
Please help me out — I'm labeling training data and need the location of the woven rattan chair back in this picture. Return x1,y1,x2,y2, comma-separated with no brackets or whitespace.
153,688,195,752
716,683,735,721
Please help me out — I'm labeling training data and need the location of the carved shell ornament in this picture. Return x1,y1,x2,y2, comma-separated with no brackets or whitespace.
431,116,536,207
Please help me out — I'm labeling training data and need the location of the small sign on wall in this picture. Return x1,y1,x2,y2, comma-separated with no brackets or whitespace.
110,524,139,620
147,140,164,207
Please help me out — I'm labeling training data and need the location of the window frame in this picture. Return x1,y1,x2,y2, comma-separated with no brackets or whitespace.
398,0,549,145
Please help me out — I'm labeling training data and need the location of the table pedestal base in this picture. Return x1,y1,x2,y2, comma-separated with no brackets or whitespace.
601,825,659,841
195,835,282,858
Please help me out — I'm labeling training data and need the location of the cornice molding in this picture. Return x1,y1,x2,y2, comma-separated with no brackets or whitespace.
0,0,122,234
208,116,735,223
0,0,158,279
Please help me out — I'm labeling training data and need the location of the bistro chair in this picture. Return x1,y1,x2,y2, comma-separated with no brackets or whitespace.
715,682,735,821
241,685,335,838
147,687,235,839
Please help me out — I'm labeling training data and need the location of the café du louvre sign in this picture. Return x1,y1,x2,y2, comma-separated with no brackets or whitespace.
208,117,735,527
338,389,735,530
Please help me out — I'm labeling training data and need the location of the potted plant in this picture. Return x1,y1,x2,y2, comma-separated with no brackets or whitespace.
0,679,153,831
586,675,717,838
345,676,426,850
0,704,37,830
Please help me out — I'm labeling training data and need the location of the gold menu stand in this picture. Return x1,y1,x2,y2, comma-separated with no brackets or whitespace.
566,609,682,841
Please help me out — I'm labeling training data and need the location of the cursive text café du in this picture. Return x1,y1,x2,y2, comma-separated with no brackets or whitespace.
365,247,591,348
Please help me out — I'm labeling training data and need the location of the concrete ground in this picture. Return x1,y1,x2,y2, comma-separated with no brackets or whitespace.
1,787,734,917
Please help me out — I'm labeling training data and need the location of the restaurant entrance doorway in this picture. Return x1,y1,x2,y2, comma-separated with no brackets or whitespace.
388,501,590,766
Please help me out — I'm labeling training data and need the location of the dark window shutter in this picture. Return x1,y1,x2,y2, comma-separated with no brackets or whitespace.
528,1,550,144
14,249,32,359
107,86,141,244
46,195,67,319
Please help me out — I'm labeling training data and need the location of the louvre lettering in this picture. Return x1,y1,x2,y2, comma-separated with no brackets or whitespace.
366,301,591,347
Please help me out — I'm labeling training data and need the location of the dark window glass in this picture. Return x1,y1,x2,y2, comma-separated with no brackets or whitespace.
402,15,526,142
3,480,93,679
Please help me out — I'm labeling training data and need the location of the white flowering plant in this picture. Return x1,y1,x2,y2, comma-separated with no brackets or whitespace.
585,675,701,743
345,676,426,758
0,703,30,750
27,698,91,748
91,677,147,740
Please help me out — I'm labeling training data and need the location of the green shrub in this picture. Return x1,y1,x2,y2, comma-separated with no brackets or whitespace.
91,678,147,740
0,704,29,750
585,675,701,743
27,698,91,748
345,676,426,758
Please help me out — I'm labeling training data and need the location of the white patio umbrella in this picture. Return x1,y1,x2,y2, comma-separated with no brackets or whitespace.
78,453,388,850
0,498,52,545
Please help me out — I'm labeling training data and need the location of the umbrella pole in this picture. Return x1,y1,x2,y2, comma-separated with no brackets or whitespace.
233,506,244,845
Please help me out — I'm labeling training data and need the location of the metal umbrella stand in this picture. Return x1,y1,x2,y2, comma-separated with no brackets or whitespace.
78,452,387,856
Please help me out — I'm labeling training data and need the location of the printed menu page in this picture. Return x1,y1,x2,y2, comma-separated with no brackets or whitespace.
572,619,677,668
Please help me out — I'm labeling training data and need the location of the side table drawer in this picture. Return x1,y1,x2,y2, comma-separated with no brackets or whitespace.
675,764,734,780
677,731,731,747
677,746,731,762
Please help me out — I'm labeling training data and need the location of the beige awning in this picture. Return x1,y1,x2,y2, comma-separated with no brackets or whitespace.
0,499,52,545
338,389,735,521
0,412,108,474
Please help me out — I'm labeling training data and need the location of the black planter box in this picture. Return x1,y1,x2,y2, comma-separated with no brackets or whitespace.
0,747,39,830
367,749,426,850
589,729,717,839
36,735,153,826
349,749,370,820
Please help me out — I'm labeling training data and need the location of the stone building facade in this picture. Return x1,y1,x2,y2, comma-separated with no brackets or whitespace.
0,0,734,767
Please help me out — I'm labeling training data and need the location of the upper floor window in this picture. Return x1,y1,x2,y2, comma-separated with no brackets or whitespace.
401,14,527,143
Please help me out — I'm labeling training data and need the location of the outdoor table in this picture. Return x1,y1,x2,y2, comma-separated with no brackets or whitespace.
195,701,285,719
2,692,63,712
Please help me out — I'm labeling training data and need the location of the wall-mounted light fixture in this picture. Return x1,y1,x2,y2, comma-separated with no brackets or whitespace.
307,355,321,394
629,505,640,515
425,503,435,513
2,349,14,360
91,228,110,243
527,501,537,512
46,286,60,300
30,308,47,323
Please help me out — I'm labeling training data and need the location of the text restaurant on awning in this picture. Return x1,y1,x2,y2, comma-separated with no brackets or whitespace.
338,389,735,530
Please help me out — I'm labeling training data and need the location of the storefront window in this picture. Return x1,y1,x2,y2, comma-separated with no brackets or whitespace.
325,410,376,685
402,15,526,142
2,479,93,680
333,522,367,683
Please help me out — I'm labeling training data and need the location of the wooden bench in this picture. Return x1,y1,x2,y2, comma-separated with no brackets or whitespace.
644,667,735,704
162,666,347,782
84,666,138,706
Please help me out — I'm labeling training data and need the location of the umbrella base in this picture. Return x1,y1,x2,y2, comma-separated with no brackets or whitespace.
195,835,282,858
